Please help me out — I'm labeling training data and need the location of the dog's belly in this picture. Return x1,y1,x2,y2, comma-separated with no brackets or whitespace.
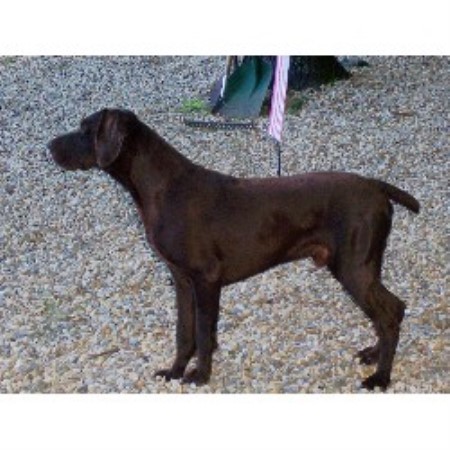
206,203,333,285
218,235,332,285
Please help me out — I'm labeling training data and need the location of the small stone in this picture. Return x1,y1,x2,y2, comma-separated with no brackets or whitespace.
5,183,15,195
77,384,89,393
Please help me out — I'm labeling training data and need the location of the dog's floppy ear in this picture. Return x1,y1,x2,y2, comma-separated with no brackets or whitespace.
94,109,127,168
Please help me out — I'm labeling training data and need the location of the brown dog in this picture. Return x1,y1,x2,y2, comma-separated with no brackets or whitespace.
48,108,420,390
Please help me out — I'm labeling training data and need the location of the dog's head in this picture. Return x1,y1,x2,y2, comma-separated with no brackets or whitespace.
48,108,138,170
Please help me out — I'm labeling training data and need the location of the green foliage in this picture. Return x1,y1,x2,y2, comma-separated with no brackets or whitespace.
180,97,209,114
0,56,17,66
287,93,308,114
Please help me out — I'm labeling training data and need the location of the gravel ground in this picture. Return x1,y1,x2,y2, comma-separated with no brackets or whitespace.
0,56,448,393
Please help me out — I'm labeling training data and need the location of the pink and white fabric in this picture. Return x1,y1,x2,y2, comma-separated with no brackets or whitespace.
268,56,290,142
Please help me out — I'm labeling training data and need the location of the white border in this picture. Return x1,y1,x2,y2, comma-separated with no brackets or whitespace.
0,394,449,450
1,0,449,54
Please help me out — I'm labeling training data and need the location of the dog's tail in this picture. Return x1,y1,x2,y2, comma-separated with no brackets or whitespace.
373,179,420,213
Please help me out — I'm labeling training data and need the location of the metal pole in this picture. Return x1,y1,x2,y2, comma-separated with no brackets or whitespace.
276,141,282,177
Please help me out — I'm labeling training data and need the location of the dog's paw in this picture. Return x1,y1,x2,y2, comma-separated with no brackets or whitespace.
154,368,184,382
361,372,390,391
356,345,380,365
181,368,210,386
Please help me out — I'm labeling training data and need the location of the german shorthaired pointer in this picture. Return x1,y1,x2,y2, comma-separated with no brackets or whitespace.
49,108,420,390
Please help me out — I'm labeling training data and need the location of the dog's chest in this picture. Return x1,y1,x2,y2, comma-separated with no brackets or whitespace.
139,205,175,265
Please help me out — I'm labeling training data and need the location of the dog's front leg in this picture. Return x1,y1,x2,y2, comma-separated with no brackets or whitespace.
155,269,196,381
182,278,221,386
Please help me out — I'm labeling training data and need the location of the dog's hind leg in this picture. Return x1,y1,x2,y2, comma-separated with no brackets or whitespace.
350,278,405,389
357,341,380,365
330,208,405,390
363,283,405,390
332,259,405,390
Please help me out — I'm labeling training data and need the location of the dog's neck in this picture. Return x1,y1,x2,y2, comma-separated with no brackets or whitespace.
104,123,197,212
